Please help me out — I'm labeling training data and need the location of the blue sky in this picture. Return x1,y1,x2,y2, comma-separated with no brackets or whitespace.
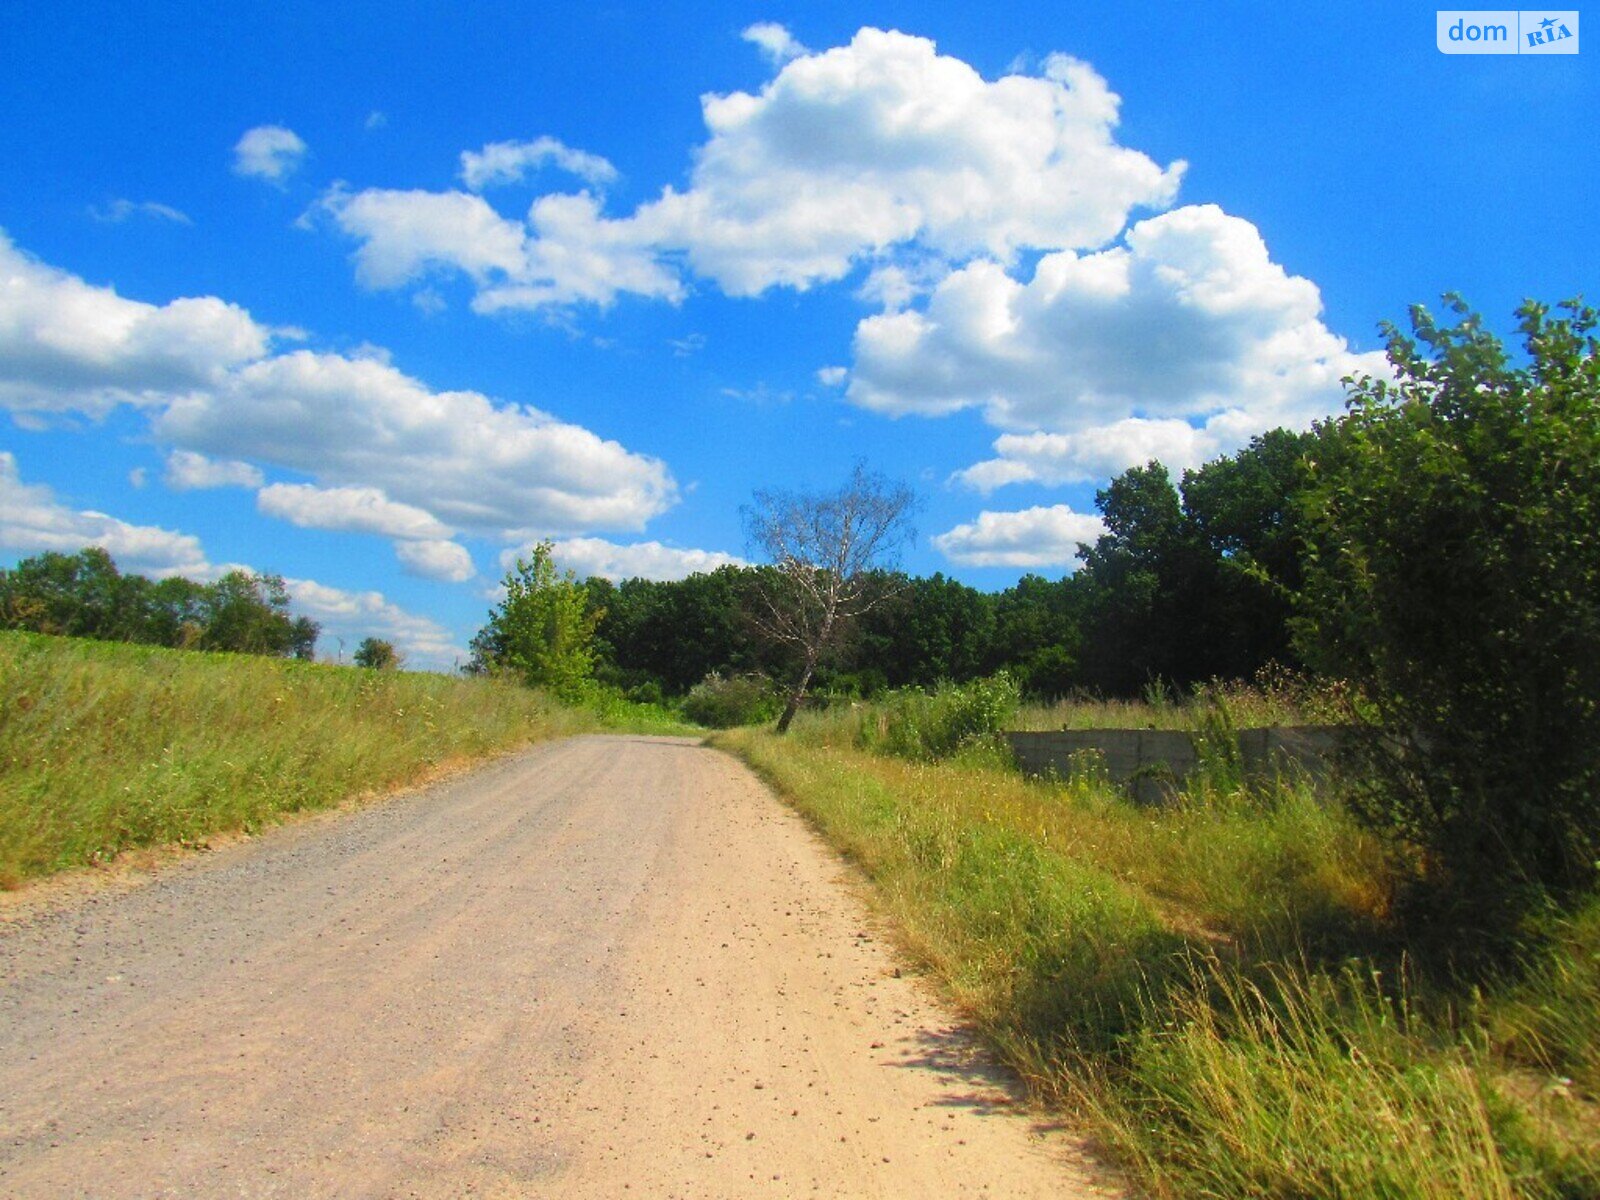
1,2,1593,667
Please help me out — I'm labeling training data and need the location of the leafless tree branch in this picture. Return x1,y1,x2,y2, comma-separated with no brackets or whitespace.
742,463,917,732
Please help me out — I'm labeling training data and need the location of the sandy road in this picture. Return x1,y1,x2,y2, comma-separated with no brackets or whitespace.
0,735,1116,1198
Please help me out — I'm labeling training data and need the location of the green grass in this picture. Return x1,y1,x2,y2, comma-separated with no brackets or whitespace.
717,702,1600,1199
0,630,686,885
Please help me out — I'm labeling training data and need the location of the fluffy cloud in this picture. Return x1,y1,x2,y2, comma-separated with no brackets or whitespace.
527,537,747,582
0,452,211,577
257,482,452,540
473,190,685,311
286,577,465,669
954,420,1222,491
164,449,264,491
459,137,619,190
635,30,1182,296
395,538,476,583
319,186,681,310
319,27,1181,311
0,235,678,544
320,186,530,291
849,205,1387,479
0,231,268,417
233,125,307,184
157,350,676,536
741,22,807,64
931,504,1105,569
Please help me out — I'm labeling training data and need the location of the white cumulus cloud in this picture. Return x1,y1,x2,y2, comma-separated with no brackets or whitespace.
317,28,1181,312
319,186,530,291
932,504,1105,569
0,234,679,544
741,22,808,64
0,230,269,417
850,205,1387,482
233,124,308,184
318,185,681,310
257,482,453,541
459,137,619,190
164,449,264,491
634,32,1182,297
953,420,1223,492
395,538,476,583
286,577,465,670
157,350,677,537
544,537,747,582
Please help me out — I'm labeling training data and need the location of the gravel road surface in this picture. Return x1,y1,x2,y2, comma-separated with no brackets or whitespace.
0,735,1116,1198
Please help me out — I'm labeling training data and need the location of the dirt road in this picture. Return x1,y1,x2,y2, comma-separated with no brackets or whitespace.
0,735,1116,1198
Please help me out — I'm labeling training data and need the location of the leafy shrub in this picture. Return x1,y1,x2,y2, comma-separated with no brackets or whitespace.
1299,299,1600,922
681,672,783,728
859,672,1021,761
469,541,600,699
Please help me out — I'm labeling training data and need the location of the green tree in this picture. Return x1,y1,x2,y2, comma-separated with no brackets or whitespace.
1075,462,1205,693
198,571,306,656
1298,297,1600,921
353,637,401,670
987,574,1085,698
1181,427,1321,678
470,541,601,697
852,572,996,688
590,567,761,694
0,548,131,639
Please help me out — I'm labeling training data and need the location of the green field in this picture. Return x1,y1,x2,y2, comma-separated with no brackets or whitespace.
0,631,634,885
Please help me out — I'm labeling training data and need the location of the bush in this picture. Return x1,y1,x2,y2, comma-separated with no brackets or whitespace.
469,542,600,699
681,672,784,728
1298,298,1600,924
860,672,1021,761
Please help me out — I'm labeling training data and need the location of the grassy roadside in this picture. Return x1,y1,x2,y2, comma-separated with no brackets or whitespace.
716,720,1599,1198
0,631,684,886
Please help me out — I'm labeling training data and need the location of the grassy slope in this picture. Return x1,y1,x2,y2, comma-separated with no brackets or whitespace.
0,631,664,885
718,719,1599,1199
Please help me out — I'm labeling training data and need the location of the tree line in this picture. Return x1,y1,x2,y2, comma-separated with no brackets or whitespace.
0,547,319,659
556,426,1316,705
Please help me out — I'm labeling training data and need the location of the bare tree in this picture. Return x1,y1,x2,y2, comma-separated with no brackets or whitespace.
743,463,917,733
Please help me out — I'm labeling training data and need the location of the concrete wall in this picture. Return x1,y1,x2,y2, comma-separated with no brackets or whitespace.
1005,726,1346,805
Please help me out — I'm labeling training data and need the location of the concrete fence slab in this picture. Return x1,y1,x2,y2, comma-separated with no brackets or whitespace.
1005,726,1347,805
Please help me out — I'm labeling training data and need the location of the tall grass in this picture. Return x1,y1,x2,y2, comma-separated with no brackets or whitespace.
1010,668,1358,732
0,631,650,885
718,690,1599,1198
1088,960,1520,1200
853,672,1021,761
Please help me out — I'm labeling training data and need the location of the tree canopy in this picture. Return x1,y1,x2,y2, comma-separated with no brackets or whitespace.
470,541,602,698
0,548,318,659
1297,297,1600,918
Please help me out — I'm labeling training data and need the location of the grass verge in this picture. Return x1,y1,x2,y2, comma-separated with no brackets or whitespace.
716,721,1599,1198
0,631,685,885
